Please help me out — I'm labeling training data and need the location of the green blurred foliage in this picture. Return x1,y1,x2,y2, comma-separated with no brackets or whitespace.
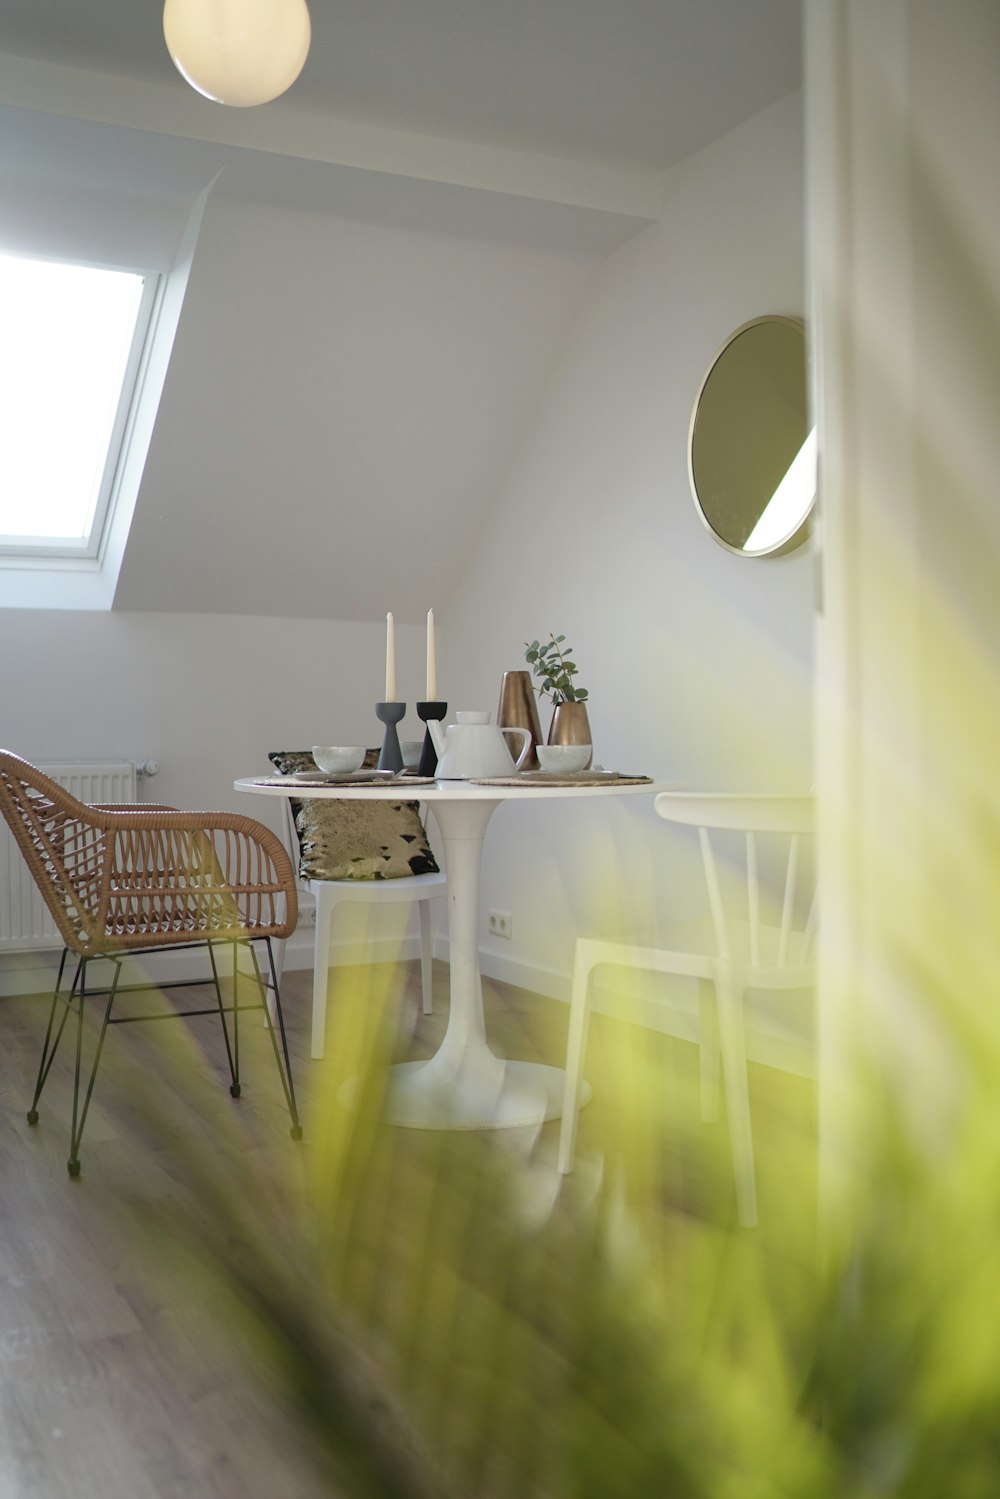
113,869,1000,1499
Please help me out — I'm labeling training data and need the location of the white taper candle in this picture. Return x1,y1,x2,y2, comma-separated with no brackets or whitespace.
385,611,396,700
426,608,437,699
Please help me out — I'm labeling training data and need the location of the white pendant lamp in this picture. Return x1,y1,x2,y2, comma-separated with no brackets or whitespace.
163,0,311,108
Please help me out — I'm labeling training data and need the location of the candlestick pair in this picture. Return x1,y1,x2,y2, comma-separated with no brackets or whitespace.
375,699,447,774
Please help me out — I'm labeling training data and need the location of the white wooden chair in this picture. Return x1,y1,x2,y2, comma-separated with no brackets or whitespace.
558,792,816,1226
275,795,446,1059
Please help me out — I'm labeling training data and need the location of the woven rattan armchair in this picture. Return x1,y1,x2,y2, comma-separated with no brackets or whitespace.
0,750,302,1176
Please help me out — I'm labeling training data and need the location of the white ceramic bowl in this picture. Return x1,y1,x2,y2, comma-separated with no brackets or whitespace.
400,739,423,769
311,745,366,774
535,743,592,774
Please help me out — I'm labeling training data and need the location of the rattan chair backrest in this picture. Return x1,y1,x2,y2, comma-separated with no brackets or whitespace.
0,750,297,955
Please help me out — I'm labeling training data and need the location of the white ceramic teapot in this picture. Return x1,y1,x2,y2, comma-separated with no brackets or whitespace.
429,711,531,779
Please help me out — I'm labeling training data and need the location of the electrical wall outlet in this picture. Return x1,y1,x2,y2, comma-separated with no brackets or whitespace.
298,904,317,928
488,909,512,939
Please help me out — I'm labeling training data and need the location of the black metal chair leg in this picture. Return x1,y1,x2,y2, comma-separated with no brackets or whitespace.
229,941,241,1097
67,957,120,1178
23,935,301,1172
207,940,239,1096
255,939,302,1140
27,949,76,1125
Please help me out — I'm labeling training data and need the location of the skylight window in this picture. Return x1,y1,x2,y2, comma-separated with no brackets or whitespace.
0,253,156,558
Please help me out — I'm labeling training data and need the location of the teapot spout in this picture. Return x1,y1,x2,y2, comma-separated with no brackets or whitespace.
428,719,447,758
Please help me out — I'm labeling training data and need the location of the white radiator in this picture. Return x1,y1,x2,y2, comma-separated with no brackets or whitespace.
0,760,138,952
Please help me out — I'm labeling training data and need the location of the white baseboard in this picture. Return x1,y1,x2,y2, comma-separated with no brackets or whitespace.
477,944,816,1080
0,930,434,998
0,935,815,1080
0,943,280,998
477,944,570,1002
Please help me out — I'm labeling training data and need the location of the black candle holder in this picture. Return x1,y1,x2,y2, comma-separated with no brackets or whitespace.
416,701,447,776
375,701,406,773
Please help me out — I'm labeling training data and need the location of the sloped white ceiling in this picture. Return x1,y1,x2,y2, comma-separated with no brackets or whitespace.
112,188,601,620
0,93,645,621
0,0,802,623
0,0,802,174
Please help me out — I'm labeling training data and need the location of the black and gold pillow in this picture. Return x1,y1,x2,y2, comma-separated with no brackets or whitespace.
268,750,439,882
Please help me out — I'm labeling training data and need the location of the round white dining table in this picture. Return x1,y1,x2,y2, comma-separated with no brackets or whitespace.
235,775,668,1132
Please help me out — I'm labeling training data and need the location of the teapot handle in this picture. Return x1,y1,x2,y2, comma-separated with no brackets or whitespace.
500,725,531,771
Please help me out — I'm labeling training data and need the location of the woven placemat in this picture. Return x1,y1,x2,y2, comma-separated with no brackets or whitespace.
249,772,435,788
470,773,653,788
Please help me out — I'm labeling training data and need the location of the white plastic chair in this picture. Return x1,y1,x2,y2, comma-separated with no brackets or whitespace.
275,796,447,1059
558,792,816,1226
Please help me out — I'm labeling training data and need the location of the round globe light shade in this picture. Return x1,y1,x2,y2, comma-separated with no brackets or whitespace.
163,0,311,108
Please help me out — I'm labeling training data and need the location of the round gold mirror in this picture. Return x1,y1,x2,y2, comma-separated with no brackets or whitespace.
688,315,815,557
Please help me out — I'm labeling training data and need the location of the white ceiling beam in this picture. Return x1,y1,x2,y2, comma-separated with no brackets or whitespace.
0,51,666,221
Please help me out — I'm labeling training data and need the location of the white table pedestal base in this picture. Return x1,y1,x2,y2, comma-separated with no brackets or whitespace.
340,794,592,1131
376,1058,592,1131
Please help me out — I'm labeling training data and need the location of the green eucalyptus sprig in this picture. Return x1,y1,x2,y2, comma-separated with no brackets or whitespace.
524,633,589,704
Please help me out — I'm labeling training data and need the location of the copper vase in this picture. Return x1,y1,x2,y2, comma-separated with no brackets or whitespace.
547,700,593,768
497,670,543,770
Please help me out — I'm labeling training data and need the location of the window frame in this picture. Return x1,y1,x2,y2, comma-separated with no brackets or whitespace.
0,254,161,564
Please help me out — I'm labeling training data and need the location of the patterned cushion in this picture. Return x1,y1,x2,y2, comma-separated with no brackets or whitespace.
268,750,440,882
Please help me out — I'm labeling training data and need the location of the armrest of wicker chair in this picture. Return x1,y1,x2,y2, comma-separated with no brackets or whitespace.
91,807,298,951
88,802,177,812
0,756,295,955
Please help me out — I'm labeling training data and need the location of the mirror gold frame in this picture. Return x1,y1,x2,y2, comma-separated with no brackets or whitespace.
688,315,815,558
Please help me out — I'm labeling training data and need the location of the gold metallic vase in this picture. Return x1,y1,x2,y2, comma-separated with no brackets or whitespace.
497,670,543,771
547,701,593,768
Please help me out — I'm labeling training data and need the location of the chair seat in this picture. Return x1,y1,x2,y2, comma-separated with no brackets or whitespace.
306,870,447,903
580,919,815,986
663,917,815,979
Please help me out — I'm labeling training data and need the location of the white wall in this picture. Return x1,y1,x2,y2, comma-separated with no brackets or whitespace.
440,93,814,996
0,608,437,990
0,608,429,818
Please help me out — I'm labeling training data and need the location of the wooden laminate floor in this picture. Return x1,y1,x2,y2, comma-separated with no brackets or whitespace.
0,957,816,1499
